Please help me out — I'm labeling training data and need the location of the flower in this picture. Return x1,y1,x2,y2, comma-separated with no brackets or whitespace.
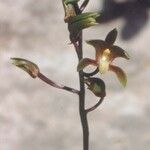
77,28,130,87
11,58,40,78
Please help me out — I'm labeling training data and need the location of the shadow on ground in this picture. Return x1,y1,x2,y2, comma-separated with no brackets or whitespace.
97,0,150,40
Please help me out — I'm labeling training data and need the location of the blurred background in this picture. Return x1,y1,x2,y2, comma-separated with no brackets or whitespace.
0,0,150,150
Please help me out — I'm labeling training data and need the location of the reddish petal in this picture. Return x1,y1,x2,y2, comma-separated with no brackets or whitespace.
77,58,97,71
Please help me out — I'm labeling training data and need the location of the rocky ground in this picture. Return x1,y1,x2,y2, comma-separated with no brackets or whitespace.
0,0,150,150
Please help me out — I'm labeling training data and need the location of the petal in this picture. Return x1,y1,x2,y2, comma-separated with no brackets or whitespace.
11,58,40,78
105,28,118,46
86,40,107,61
85,77,106,97
110,45,130,60
109,65,127,87
77,58,97,72
98,49,111,74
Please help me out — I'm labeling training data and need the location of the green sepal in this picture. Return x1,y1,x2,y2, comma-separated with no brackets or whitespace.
77,58,97,72
109,65,127,87
105,28,118,46
69,17,98,39
64,0,80,5
11,58,40,78
69,12,100,24
85,77,106,98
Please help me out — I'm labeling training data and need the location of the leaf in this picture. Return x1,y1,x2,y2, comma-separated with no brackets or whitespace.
77,58,97,71
105,28,118,46
109,65,127,87
86,40,107,61
11,58,40,78
85,77,106,97
110,45,130,60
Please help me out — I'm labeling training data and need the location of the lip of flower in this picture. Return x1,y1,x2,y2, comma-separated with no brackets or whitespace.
98,48,111,74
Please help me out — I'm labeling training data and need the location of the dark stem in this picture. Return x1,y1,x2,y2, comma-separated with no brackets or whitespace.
74,33,89,150
38,72,79,95
80,0,90,12
86,97,104,113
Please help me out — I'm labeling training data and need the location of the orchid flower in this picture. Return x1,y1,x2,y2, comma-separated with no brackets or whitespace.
77,29,130,87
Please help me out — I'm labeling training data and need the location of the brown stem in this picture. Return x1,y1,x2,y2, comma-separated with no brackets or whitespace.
38,72,79,95
86,97,104,113
73,33,89,150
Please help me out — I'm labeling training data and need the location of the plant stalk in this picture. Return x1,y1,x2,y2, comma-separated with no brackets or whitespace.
74,33,89,150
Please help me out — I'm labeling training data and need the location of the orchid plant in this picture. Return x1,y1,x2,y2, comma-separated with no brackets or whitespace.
11,0,129,150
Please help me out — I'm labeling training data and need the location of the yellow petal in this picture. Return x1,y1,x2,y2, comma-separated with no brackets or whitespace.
98,49,111,74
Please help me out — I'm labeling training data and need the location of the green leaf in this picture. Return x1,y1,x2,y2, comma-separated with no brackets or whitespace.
11,58,40,78
105,28,118,46
110,45,130,60
77,58,97,71
69,12,100,24
109,65,127,87
85,77,106,97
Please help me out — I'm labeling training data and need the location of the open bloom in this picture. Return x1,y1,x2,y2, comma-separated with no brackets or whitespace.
77,29,130,87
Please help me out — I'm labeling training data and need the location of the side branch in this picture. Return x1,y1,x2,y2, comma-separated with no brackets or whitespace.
38,72,79,95
80,0,90,12
86,97,104,113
